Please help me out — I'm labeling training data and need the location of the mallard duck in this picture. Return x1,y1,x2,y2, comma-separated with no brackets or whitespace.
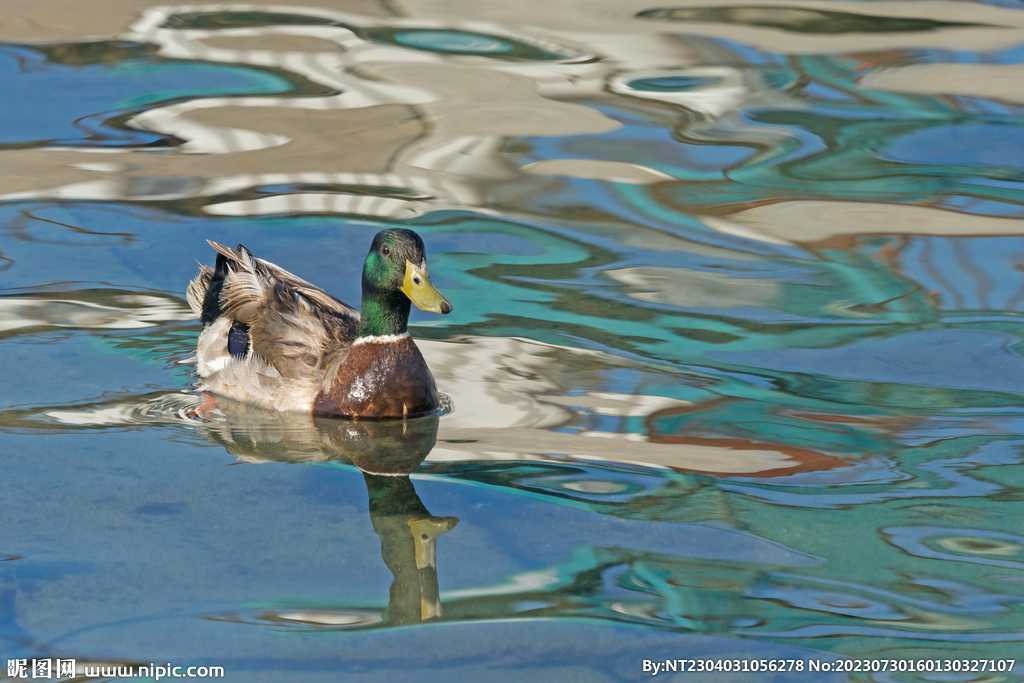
186,228,452,418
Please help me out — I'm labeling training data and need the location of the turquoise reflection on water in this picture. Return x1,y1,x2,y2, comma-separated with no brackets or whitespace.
0,45,296,147
2,2,1024,680
391,30,515,53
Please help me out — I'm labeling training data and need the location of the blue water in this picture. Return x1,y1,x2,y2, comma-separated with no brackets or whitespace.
3,2,1024,681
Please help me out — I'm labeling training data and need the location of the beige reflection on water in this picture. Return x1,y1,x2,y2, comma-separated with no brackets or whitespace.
3,0,1023,243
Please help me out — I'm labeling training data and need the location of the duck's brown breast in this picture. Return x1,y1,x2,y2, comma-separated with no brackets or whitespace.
313,334,439,418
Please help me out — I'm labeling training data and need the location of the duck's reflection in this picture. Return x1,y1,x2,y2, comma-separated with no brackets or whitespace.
365,472,458,624
206,404,458,626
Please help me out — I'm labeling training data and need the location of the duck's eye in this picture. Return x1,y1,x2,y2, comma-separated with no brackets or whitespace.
381,244,390,256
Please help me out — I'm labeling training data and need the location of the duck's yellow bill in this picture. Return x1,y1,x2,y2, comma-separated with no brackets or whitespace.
402,261,453,314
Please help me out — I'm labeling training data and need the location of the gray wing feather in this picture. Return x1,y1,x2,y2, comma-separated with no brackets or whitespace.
203,241,360,388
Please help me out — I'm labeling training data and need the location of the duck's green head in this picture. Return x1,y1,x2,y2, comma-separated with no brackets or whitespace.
360,228,452,337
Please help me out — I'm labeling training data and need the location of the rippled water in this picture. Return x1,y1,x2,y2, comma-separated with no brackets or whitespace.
3,0,1024,680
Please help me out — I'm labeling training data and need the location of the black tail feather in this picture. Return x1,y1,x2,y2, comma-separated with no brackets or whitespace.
200,253,231,325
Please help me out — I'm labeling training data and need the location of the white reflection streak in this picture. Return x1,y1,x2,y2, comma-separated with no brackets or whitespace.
609,67,749,119
127,9,435,154
0,296,194,332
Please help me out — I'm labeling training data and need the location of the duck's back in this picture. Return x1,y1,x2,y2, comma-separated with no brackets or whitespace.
187,242,360,411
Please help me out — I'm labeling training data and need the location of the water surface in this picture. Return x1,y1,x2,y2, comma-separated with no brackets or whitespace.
3,0,1024,680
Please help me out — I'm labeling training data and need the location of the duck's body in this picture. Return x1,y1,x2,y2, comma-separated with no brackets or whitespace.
186,229,451,418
